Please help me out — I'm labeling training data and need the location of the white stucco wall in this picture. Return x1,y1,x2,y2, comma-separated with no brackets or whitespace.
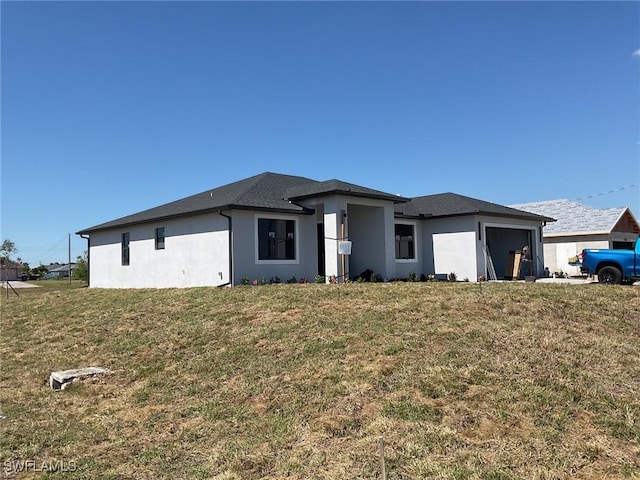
432,231,478,281
545,242,587,276
89,213,229,288
420,216,476,278
543,237,609,275
322,197,348,282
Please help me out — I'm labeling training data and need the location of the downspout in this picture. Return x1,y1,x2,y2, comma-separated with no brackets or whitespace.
80,234,90,287
218,210,233,287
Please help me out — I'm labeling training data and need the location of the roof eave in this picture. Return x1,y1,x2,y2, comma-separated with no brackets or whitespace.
543,230,612,238
287,190,409,204
76,206,232,235
394,212,434,219
420,210,553,222
76,203,315,235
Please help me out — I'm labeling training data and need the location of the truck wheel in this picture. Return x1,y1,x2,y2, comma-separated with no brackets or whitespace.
598,266,622,284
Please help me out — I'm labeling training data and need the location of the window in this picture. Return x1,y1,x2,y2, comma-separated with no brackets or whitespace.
395,224,415,260
155,227,165,250
258,218,295,260
121,232,130,266
612,241,634,250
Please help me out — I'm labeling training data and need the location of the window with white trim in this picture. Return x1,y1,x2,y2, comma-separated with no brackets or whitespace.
257,218,296,260
395,224,415,260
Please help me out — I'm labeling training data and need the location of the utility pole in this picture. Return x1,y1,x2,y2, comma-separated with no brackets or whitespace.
68,233,71,284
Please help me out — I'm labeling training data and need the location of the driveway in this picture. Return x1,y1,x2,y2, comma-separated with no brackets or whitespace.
0,281,40,288
536,277,596,285
536,277,639,285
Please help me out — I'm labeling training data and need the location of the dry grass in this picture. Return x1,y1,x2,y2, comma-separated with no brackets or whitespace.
1,282,639,479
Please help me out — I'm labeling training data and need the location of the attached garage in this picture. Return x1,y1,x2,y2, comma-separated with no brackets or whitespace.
396,193,553,281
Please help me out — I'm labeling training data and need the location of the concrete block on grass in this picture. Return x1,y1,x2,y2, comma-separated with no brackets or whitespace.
49,367,110,390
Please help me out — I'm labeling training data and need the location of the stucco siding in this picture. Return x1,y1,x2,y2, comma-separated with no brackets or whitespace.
298,195,398,282
417,215,544,281
348,204,386,279
420,216,475,278
89,213,229,288
231,210,318,284
432,231,477,281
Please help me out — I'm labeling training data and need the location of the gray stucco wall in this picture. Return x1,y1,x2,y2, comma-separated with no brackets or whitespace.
230,210,318,284
348,204,387,279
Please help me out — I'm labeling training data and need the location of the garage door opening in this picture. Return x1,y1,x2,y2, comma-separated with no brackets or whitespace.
485,227,538,280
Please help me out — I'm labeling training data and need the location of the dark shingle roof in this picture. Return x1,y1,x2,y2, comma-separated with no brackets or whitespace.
285,179,409,203
77,172,408,234
396,192,555,222
77,172,318,234
78,174,551,235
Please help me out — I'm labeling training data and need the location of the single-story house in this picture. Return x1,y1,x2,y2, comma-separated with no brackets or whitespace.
77,172,553,288
1,260,23,281
42,263,76,279
510,199,640,276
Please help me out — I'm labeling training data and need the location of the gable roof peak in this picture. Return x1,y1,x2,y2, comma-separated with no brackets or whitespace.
509,199,638,235
284,177,409,203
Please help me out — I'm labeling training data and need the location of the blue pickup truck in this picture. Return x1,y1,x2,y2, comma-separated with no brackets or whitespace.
581,238,640,285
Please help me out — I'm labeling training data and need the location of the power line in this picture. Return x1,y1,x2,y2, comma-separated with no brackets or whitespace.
18,235,86,265
574,183,638,202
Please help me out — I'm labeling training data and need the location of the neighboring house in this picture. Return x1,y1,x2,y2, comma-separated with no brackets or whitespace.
1,260,23,281
510,199,640,276
76,172,552,288
42,263,76,279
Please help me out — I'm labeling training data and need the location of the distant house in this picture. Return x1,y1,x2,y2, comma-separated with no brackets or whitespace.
42,263,76,279
510,199,640,275
77,172,552,288
1,260,23,281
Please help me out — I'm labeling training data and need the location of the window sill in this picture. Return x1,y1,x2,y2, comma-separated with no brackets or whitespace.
255,259,299,265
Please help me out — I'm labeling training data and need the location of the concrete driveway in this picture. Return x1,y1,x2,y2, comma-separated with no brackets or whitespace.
535,277,596,285
0,281,40,288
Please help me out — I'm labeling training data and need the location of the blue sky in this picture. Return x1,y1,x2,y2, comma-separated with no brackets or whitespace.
2,1,639,266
